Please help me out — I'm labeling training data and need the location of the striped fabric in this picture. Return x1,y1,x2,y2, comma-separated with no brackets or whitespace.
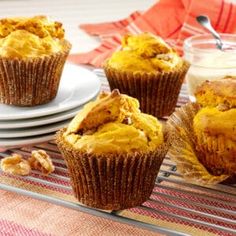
0,219,50,236
0,190,161,236
0,75,235,235
72,0,236,67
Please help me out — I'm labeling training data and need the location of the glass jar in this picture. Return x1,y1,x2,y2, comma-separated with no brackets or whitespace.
183,34,236,101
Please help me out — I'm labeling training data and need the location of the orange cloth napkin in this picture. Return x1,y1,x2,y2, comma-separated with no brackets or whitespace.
70,0,236,67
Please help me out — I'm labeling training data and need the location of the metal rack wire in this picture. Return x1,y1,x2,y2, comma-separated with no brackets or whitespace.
0,142,235,236
0,74,235,235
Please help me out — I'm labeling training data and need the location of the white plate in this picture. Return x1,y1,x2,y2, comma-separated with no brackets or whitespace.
0,63,100,120
0,133,55,149
0,119,70,138
0,103,83,129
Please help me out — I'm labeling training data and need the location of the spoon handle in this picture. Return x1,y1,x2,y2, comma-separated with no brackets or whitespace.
202,21,222,47
196,15,223,50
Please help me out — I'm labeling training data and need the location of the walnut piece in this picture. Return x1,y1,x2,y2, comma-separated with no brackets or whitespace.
0,154,31,176
29,150,55,175
122,116,132,125
217,103,230,111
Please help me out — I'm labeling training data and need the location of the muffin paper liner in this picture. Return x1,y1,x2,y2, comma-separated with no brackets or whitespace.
194,124,236,176
56,128,170,210
0,40,71,106
167,102,231,185
104,61,190,118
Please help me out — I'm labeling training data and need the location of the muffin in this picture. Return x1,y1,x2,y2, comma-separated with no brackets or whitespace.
195,78,236,109
193,78,236,176
168,78,236,184
104,32,189,117
56,89,169,210
193,107,236,176
0,16,71,106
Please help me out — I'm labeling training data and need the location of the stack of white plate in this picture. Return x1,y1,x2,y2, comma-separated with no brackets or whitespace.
0,63,100,149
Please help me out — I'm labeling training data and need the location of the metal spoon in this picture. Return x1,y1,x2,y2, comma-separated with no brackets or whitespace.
196,15,224,50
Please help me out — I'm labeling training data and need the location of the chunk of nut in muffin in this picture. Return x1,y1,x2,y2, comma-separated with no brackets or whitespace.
0,153,31,176
29,150,55,175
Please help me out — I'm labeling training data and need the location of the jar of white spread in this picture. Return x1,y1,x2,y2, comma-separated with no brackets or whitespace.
183,34,236,101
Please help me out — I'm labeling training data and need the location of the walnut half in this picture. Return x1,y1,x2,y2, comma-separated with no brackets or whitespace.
0,154,31,176
29,150,55,175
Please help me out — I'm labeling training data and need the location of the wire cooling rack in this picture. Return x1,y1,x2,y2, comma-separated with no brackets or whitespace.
0,75,235,236
0,142,235,236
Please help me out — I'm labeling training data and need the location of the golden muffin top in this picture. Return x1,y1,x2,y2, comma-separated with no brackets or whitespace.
64,89,164,154
0,16,65,58
195,78,236,109
0,16,64,39
193,107,236,141
106,33,183,72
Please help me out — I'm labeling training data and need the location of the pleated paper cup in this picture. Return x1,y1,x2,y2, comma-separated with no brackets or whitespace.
194,130,236,177
56,128,170,210
0,39,71,106
167,102,235,185
104,61,190,118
